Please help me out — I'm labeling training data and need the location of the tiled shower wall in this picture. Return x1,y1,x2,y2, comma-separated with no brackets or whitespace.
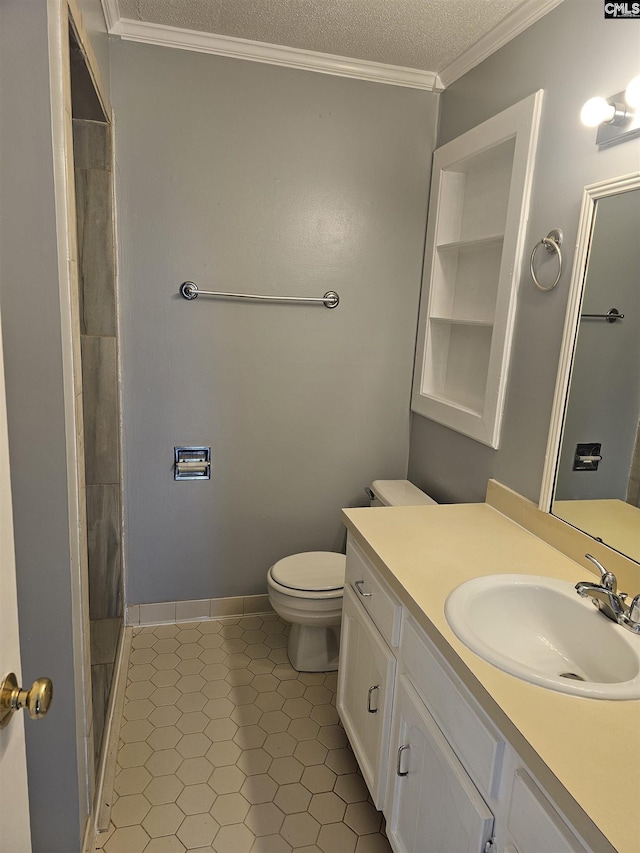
73,118,123,770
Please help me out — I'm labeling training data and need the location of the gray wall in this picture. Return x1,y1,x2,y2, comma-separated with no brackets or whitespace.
0,2,82,850
556,189,640,501
111,43,438,605
408,0,640,505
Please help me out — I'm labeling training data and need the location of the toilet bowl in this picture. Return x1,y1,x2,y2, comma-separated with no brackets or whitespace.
267,552,345,672
267,480,436,672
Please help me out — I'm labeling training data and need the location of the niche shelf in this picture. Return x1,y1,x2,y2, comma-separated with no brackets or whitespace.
412,90,543,448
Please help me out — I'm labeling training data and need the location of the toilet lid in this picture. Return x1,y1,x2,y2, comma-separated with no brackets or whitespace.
271,552,346,592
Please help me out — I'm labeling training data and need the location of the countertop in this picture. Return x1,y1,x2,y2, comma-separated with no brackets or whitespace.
341,500,640,853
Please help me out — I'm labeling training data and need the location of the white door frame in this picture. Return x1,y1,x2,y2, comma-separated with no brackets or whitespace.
47,0,114,829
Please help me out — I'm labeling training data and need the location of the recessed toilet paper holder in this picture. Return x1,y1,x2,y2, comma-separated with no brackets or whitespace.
174,446,211,480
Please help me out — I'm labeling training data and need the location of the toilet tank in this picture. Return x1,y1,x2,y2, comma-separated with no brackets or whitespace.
368,479,437,507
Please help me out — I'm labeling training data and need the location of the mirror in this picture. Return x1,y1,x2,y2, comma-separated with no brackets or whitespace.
541,173,640,564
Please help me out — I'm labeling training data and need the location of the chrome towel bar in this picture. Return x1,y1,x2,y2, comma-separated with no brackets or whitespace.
179,281,340,309
581,307,624,322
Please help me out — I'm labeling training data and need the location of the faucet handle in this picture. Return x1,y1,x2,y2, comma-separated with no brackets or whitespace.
585,554,617,593
618,593,640,635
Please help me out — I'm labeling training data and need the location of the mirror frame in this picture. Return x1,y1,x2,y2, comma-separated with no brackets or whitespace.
539,170,640,514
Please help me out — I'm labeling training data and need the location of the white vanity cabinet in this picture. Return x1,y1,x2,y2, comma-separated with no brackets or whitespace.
338,532,596,853
337,537,402,807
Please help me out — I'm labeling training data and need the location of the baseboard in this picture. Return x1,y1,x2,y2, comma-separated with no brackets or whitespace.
126,593,273,626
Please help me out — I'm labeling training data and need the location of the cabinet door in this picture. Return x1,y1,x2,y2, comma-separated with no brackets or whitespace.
337,584,396,808
506,770,584,853
386,676,494,853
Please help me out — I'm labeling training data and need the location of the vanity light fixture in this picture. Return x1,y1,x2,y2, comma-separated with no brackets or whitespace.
625,74,640,109
580,75,640,147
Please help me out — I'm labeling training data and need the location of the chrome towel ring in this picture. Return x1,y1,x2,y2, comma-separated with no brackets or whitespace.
530,229,563,291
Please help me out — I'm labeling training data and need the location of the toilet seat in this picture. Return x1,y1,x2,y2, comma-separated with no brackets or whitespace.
269,552,345,599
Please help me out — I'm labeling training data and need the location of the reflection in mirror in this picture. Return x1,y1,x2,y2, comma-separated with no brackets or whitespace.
551,184,640,563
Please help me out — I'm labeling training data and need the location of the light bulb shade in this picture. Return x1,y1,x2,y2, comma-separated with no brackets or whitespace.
580,96,616,127
625,75,640,109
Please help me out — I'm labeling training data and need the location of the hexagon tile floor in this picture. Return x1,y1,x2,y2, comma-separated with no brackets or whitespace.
96,613,392,853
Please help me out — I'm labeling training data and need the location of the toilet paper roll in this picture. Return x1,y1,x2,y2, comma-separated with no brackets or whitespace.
176,461,209,475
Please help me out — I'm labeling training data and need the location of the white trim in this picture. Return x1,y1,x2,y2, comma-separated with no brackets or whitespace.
102,0,562,91
47,0,93,830
99,0,121,35
438,0,565,88
105,17,442,91
126,594,274,626
82,626,131,853
538,172,640,512
111,110,129,660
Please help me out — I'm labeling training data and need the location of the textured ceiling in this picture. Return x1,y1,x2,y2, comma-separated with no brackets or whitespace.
116,0,533,72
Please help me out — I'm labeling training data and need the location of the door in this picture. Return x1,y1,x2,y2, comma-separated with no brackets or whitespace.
0,308,32,851
337,584,396,808
386,676,494,853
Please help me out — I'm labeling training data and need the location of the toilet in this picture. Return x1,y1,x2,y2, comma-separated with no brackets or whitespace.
267,479,436,671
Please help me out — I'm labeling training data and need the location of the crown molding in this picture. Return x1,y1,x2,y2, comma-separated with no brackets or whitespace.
100,0,121,34
101,14,441,91
101,0,562,92
438,0,565,88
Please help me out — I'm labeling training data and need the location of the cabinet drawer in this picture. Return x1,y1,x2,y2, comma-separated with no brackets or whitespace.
346,536,402,648
507,770,584,853
402,616,504,800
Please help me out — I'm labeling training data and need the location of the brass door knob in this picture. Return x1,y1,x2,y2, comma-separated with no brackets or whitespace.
0,672,53,728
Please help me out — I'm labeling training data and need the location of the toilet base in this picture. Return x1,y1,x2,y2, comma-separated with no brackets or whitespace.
287,622,341,672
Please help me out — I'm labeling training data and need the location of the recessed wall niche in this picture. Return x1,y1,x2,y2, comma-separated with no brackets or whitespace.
412,91,544,449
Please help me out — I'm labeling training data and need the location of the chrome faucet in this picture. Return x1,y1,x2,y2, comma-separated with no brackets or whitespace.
575,554,640,634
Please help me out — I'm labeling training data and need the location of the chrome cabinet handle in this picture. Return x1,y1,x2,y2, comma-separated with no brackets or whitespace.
397,744,410,777
354,580,372,597
367,684,380,713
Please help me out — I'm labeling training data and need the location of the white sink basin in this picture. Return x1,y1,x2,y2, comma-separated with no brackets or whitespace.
445,574,640,699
